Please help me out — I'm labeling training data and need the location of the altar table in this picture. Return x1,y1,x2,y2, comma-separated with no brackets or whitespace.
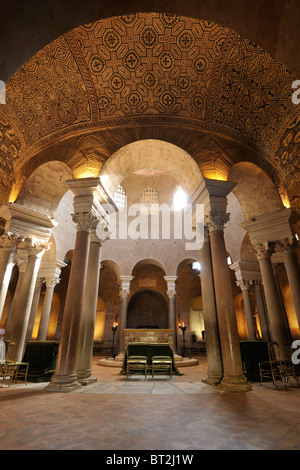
121,342,183,375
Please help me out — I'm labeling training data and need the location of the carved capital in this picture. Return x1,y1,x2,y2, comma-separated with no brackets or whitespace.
274,237,298,254
45,274,60,289
205,211,230,232
72,212,99,233
167,289,176,300
119,289,129,300
236,279,251,290
251,242,275,260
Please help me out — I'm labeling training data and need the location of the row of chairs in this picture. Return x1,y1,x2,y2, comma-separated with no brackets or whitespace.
259,342,299,388
0,342,29,387
126,355,173,379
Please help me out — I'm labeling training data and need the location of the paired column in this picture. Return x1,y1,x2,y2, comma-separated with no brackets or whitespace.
164,276,178,353
207,211,251,391
76,224,108,385
117,276,133,355
189,178,250,391
46,177,114,392
198,226,223,385
252,243,290,345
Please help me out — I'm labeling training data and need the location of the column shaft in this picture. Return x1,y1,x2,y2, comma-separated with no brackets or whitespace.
209,228,251,391
0,235,18,321
8,245,45,361
46,228,91,392
282,249,300,329
199,232,223,385
118,292,128,355
241,285,257,341
257,254,290,345
254,281,271,342
76,236,103,385
25,278,43,343
37,282,56,341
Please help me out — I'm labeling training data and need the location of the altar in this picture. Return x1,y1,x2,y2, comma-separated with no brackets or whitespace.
123,328,174,350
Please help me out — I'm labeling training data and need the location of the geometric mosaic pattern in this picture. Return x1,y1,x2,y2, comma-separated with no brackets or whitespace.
0,12,299,201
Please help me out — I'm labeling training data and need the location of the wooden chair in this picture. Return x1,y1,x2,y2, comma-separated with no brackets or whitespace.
259,342,290,388
126,355,148,378
0,342,29,386
151,356,173,378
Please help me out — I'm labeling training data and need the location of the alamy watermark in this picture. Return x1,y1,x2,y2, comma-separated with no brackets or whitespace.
292,80,300,105
101,202,204,251
0,80,5,104
292,340,300,365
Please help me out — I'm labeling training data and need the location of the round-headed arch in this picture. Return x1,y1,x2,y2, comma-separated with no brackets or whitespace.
100,139,203,199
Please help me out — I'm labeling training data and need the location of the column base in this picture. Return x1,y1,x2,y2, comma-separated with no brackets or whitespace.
77,376,97,386
217,375,252,392
76,368,97,386
44,374,82,393
202,375,223,386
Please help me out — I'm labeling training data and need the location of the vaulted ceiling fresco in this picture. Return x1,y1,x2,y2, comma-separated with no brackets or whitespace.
0,12,299,208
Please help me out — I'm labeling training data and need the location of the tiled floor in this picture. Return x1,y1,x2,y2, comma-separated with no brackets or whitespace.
0,357,300,450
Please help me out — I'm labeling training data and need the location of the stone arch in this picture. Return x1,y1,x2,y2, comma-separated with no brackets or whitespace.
176,258,199,276
126,289,169,329
100,260,121,282
100,139,203,199
228,161,284,220
131,258,166,276
14,161,73,217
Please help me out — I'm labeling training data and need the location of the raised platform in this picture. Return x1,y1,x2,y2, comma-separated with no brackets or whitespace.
98,355,199,368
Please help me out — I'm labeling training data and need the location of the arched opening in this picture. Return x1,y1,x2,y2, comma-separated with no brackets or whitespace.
228,161,284,221
127,289,169,329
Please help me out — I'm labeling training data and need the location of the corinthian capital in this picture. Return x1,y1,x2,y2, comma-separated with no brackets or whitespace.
274,237,297,254
251,242,275,260
72,212,99,233
205,211,230,232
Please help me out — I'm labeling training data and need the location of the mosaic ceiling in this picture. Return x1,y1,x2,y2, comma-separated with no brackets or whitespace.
0,12,299,205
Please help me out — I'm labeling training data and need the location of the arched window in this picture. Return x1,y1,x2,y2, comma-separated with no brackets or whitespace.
114,185,126,210
140,188,159,211
173,185,187,210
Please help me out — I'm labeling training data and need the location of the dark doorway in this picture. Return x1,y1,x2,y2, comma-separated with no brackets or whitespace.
127,290,169,329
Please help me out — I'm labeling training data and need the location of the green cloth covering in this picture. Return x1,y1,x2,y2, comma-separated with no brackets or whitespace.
239,340,269,381
22,341,59,382
121,342,183,375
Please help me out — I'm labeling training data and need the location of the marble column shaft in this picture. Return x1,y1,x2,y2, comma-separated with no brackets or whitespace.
278,240,300,329
8,242,45,361
0,234,19,321
199,228,223,385
118,289,129,354
253,280,271,342
46,214,95,392
208,213,251,391
237,280,257,341
254,243,290,345
25,277,44,343
37,274,60,341
76,229,105,385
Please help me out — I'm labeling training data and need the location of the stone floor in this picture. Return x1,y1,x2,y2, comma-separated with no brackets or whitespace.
0,357,300,451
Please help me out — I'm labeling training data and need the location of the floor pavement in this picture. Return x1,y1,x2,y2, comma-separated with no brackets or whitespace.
0,357,300,451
